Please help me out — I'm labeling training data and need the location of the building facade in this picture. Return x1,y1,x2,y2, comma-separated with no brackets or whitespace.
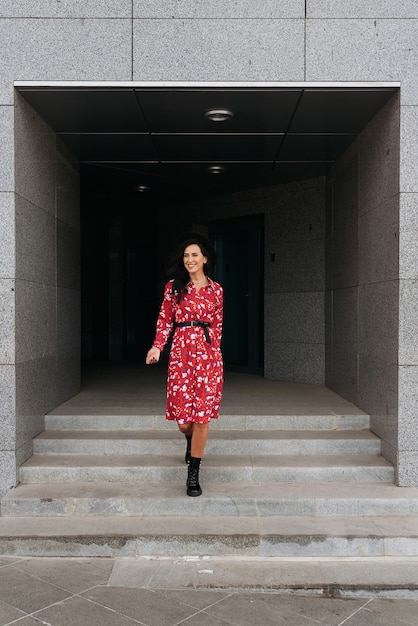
0,1,417,497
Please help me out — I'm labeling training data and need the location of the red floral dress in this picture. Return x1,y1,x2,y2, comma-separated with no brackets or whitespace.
153,278,224,424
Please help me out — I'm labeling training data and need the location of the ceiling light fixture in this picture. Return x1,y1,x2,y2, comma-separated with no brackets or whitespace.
204,108,234,122
135,184,150,192
207,165,226,175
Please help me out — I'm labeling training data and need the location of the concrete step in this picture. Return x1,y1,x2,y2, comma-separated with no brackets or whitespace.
33,429,382,456
4,481,416,518
0,513,417,557
45,412,370,431
18,453,394,484
103,555,418,595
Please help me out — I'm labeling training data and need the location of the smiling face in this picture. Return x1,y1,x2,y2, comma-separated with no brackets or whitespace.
183,243,208,280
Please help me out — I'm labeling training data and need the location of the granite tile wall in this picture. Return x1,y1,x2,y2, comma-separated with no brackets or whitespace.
3,93,81,495
0,17,132,104
306,17,418,104
326,93,402,479
0,106,15,497
133,1,305,18
133,19,305,82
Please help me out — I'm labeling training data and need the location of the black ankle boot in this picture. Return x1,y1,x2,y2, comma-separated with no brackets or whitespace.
187,456,202,497
185,434,192,464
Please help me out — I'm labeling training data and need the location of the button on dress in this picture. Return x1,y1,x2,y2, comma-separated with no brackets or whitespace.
153,278,224,424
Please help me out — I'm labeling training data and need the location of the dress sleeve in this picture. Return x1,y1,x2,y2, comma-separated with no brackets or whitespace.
153,282,176,351
212,286,224,348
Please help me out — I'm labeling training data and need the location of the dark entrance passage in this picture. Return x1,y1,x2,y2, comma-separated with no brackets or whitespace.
16,83,398,380
210,216,264,374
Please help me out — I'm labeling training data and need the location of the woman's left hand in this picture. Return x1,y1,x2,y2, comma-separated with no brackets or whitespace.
146,346,161,365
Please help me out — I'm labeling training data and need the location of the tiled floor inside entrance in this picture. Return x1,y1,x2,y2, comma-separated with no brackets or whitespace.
49,361,367,418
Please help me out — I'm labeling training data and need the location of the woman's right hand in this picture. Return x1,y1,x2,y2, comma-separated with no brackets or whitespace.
146,346,161,365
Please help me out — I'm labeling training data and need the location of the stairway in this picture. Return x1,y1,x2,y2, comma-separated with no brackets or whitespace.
1,406,418,561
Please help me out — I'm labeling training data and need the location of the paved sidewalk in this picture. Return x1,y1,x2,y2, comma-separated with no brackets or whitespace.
0,556,417,626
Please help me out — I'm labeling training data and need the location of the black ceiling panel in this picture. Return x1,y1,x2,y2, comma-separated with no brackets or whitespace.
19,89,147,132
135,89,302,133
152,134,283,161
277,134,357,162
288,89,395,134
58,133,158,161
18,85,398,198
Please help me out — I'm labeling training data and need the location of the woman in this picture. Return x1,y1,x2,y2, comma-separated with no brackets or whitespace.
146,234,224,497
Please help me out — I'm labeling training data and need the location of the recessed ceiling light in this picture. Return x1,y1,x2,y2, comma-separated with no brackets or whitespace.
204,108,234,122
207,165,226,175
135,184,150,192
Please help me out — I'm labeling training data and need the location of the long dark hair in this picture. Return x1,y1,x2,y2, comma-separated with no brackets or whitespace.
166,236,215,302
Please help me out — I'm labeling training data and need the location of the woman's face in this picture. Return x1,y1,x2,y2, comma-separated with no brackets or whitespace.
183,244,207,277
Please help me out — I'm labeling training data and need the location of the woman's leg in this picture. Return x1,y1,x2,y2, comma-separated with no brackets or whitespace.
190,423,209,458
177,423,193,436
177,423,193,464
186,422,208,497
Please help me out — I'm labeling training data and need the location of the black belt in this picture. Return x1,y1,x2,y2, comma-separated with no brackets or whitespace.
174,321,211,344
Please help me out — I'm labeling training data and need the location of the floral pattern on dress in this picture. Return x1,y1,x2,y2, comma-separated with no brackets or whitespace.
153,278,224,424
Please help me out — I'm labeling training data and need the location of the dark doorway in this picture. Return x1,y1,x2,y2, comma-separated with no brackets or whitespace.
210,216,264,374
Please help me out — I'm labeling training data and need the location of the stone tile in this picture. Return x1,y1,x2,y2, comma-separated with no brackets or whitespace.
328,346,358,403
351,597,418,625
157,588,231,611
399,279,418,364
35,594,143,626
0,450,16,499
57,287,81,354
245,593,367,626
204,592,346,626
4,618,43,625
401,105,418,193
265,240,325,293
0,105,14,190
0,566,71,613
0,279,15,363
57,221,80,290
173,612,234,626
358,196,399,285
308,0,418,18
0,599,26,625
0,363,15,446
134,0,304,18
332,156,358,229
332,218,358,290
15,280,56,362
15,195,56,284
398,449,418,487
398,365,418,450
15,558,114,594
0,1,132,17
306,20,417,103
399,192,418,279
0,19,132,104
358,281,398,364
359,356,398,445
332,287,358,352
264,342,325,385
14,94,56,215
15,357,56,446
0,193,15,278
358,94,400,214
56,158,80,231
265,179,326,247
133,19,305,81
265,292,325,344
293,343,325,385
81,587,199,626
